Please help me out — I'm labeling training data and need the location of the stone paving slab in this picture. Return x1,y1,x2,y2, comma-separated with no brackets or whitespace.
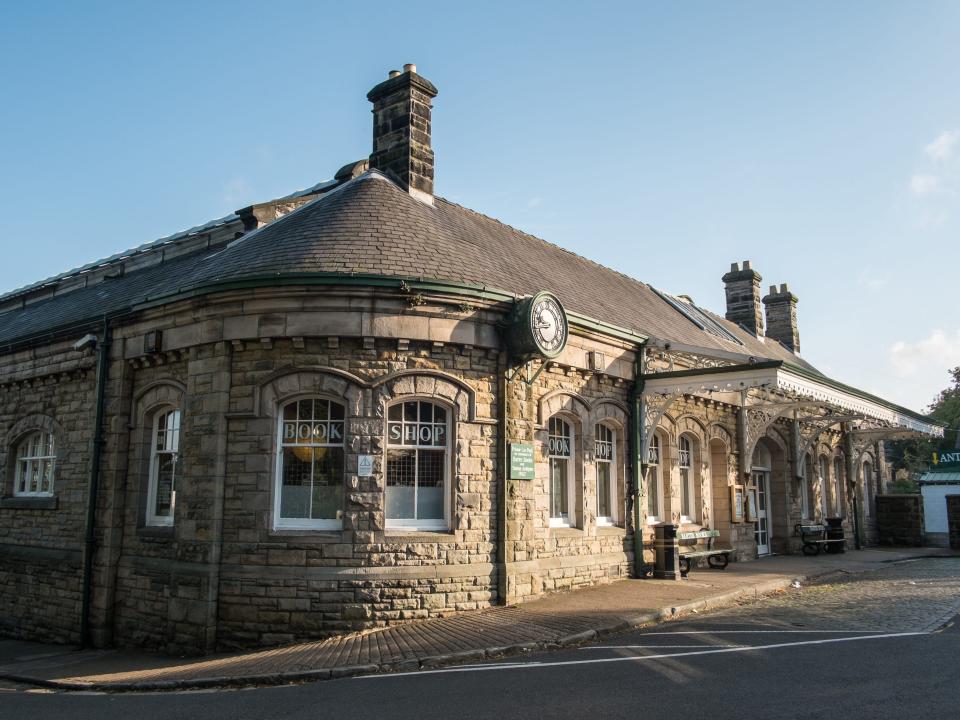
0,547,954,692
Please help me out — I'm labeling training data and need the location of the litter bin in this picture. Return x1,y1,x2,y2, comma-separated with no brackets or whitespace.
825,517,845,553
653,522,681,580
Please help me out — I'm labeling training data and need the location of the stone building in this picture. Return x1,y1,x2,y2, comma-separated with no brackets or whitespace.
0,65,942,654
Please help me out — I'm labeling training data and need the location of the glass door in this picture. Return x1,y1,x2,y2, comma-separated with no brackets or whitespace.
752,470,770,555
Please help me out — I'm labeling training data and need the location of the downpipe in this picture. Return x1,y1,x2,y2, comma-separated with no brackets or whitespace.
629,343,647,578
80,318,111,648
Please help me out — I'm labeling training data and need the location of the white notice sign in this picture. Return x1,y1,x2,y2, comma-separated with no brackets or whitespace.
358,454,374,477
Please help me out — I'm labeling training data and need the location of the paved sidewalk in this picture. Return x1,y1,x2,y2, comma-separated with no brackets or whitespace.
1,547,955,692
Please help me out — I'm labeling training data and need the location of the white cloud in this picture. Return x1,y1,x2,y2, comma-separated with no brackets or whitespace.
890,329,960,378
527,197,543,209
925,130,959,162
910,173,941,196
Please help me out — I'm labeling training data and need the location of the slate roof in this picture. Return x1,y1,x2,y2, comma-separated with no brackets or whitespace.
0,169,814,372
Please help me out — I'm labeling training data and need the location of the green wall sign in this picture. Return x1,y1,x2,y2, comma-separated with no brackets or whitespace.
510,443,535,480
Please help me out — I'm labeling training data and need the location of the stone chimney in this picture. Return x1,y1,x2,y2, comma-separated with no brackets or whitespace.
722,261,764,337
367,64,438,205
763,283,800,353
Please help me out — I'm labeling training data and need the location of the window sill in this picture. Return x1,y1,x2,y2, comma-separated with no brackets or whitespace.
0,495,57,510
137,525,174,539
385,530,453,542
269,529,344,540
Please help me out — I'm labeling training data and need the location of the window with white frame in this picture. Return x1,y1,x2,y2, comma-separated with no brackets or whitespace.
595,424,615,525
646,433,661,523
799,460,811,519
13,431,56,497
548,416,574,527
834,457,844,516
819,456,830,517
386,400,449,530
679,435,696,523
275,398,345,530
146,409,181,525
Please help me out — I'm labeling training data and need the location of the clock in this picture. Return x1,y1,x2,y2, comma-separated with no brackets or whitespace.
506,291,569,360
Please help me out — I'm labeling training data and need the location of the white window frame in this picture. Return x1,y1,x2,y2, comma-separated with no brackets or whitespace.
146,408,180,527
834,457,844,516
818,455,830,518
645,433,662,524
13,431,56,497
678,435,697,524
548,416,576,528
799,460,811,520
594,423,616,526
385,399,451,532
273,397,346,531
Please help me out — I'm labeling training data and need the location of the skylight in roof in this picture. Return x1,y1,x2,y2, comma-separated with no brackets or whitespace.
655,289,743,345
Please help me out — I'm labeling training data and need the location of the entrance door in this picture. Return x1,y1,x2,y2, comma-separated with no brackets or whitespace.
753,470,771,555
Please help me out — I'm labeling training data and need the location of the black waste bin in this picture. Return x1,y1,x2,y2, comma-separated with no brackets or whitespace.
825,517,845,553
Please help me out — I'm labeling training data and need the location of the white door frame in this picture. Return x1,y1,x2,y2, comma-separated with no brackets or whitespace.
752,468,772,555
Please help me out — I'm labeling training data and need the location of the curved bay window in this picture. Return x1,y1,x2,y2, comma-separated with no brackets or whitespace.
147,409,181,526
646,434,661,523
387,400,449,530
595,424,615,525
679,436,696,523
275,398,345,530
14,431,56,497
548,417,574,527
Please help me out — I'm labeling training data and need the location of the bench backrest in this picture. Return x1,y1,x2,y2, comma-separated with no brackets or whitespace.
798,524,826,533
678,530,720,541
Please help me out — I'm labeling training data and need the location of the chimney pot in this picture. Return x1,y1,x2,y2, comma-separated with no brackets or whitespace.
404,63,417,74
742,260,752,270
769,285,777,295
780,282,788,293
388,69,401,78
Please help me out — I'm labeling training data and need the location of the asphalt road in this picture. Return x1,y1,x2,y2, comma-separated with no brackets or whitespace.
3,560,959,720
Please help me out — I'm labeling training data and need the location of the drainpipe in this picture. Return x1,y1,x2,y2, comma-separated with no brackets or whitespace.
629,343,646,578
496,350,509,604
80,317,111,648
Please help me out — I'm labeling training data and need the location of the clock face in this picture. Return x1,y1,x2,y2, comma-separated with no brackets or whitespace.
531,295,567,356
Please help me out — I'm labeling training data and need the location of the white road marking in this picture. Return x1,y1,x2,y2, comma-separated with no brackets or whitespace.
580,645,744,649
625,630,890,635
357,632,925,679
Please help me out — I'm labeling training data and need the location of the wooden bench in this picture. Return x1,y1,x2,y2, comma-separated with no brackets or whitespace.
678,530,733,577
796,523,845,556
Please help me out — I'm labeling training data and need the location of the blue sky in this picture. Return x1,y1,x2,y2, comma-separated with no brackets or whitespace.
1,1,958,412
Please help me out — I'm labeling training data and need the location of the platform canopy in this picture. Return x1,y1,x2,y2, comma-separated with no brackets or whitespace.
639,353,943,474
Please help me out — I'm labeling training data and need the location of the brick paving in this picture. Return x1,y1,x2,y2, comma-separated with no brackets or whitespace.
1,548,956,691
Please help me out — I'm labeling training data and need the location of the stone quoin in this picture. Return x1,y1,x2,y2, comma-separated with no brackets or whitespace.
0,66,943,655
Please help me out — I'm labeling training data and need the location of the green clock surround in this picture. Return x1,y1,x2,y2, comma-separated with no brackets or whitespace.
506,291,569,360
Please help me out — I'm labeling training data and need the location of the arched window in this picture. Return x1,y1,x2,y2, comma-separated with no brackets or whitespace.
14,431,56,497
646,433,661,523
147,409,181,526
386,400,449,530
275,398,345,530
548,416,574,527
679,436,696,523
834,457,844,516
594,424,616,525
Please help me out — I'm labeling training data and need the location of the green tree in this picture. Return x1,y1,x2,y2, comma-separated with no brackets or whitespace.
889,366,960,476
